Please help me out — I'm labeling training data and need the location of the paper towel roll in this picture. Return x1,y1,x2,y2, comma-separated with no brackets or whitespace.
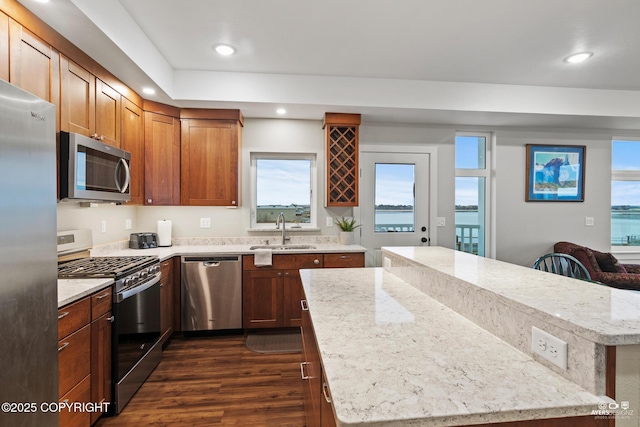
157,220,172,247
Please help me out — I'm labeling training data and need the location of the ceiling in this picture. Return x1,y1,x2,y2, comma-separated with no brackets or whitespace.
17,0,640,129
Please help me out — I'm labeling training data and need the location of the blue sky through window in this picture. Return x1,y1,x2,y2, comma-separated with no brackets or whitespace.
256,159,311,206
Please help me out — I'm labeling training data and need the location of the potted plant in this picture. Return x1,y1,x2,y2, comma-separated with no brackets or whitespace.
334,216,360,245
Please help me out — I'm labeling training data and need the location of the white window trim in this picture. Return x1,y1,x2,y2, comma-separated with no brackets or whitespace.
249,152,318,229
611,137,640,253
455,131,494,258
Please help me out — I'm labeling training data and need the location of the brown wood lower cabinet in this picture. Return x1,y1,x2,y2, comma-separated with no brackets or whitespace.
58,286,113,427
301,296,335,427
243,252,364,329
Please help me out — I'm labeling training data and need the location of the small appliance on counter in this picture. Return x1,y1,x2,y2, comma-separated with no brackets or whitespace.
129,232,159,249
157,220,172,247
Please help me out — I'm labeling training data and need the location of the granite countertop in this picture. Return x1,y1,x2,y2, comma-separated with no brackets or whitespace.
58,278,114,308
300,267,607,427
383,246,640,346
99,243,366,261
59,241,365,307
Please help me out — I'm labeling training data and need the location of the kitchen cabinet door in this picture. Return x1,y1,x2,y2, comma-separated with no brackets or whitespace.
60,55,95,137
8,19,59,126
144,111,180,205
160,258,174,345
180,118,241,206
322,253,365,268
121,98,144,205
90,311,112,425
320,370,337,427
0,11,8,81
95,78,121,147
243,269,283,329
283,270,304,327
301,300,321,427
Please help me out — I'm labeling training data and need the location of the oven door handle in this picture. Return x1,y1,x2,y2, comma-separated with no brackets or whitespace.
117,274,160,302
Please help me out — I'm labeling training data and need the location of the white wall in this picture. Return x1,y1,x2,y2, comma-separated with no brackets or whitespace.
57,117,637,265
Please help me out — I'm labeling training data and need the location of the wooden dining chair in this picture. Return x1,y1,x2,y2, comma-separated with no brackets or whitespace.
532,253,592,281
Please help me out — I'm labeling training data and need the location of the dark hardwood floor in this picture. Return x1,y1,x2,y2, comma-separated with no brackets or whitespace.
95,335,305,427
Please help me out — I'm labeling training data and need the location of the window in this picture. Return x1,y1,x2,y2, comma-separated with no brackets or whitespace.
611,140,640,247
250,153,317,228
455,133,491,257
374,163,415,232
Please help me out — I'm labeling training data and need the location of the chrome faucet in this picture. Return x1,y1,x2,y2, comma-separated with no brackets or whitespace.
275,212,289,245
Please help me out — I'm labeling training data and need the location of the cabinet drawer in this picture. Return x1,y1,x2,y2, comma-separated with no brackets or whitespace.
58,324,91,397
323,253,365,268
91,287,112,320
274,254,323,270
59,374,90,427
58,298,91,340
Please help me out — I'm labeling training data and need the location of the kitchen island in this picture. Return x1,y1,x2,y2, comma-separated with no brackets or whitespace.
298,246,636,427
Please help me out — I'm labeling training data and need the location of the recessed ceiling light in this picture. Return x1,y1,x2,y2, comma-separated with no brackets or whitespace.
276,108,286,115
142,87,155,95
563,52,593,64
214,44,236,56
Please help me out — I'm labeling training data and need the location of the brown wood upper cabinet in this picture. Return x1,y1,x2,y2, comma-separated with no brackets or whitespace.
323,113,360,207
144,105,181,205
180,109,243,206
0,11,10,82
9,19,60,128
61,55,121,147
121,98,144,205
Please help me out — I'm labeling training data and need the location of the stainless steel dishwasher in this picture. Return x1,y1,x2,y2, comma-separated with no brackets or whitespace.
181,255,242,331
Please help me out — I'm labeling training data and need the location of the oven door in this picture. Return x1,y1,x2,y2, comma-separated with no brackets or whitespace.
113,276,161,382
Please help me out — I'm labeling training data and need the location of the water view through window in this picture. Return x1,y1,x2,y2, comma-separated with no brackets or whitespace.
611,140,640,246
374,163,415,232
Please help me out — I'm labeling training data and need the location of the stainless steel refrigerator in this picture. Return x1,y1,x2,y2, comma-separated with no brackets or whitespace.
0,78,58,426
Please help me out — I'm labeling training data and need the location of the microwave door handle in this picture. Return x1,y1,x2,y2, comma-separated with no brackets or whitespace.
114,158,130,194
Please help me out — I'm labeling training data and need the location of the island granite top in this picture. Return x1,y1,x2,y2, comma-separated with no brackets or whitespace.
383,246,640,346
300,267,607,427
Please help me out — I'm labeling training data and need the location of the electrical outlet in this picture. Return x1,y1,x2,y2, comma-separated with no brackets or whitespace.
200,217,211,228
326,217,333,227
585,217,594,226
531,326,568,370
125,219,132,230
101,220,107,234
437,217,446,227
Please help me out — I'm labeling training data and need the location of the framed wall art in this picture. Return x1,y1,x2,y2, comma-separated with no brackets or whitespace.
526,144,585,202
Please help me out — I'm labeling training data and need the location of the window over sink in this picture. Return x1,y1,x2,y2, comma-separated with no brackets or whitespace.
250,153,317,229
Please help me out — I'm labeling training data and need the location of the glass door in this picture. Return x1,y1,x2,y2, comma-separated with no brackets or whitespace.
360,152,430,266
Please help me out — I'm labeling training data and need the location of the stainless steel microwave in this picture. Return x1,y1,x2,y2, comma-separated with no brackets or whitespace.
59,131,131,203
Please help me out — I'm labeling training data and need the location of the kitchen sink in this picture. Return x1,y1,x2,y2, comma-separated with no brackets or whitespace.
249,244,316,251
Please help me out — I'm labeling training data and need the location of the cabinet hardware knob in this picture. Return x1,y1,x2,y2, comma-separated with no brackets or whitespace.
340,256,351,259
278,272,282,276
107,316,115,322
300,300,309,311
58,342,70,352
147,199,153,203
300,362,310,380
314,259,320,265
58,311,69,320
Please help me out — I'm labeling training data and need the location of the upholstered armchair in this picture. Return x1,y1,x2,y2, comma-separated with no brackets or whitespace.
554,241,640,290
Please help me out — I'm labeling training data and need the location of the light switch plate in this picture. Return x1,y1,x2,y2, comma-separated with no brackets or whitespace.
125,219,132,230
200,217,211,228
326,217,333,227
585,217,594,226
101,220,107,234
437,217,446,227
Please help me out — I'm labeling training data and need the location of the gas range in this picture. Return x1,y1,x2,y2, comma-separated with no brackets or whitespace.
58,255,160,293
